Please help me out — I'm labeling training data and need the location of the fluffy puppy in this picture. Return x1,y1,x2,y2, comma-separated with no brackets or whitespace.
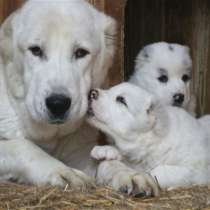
129,42,196,115
88,83,210,190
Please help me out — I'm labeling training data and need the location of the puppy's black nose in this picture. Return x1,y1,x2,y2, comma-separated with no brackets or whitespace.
173,93,184,106
46,94,71,117
89,89,99,100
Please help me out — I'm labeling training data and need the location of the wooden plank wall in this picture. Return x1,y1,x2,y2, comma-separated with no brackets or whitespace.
88,0,124,86
125,0,210,115
0,0,24,23
0,0,124,87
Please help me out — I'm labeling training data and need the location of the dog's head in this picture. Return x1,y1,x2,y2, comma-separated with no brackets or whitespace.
87,83,157,141
130,42,192,109
0,0,116,126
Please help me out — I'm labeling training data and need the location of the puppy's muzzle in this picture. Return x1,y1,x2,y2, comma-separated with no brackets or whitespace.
87,89,99,116
89,89,99,100
46,94,71,123
173,93,184,106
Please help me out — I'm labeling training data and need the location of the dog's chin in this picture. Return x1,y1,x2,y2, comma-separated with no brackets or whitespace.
47,113,69,125
48,118,66,125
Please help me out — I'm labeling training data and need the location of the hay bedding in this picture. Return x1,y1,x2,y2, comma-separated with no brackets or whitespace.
0,183,210,210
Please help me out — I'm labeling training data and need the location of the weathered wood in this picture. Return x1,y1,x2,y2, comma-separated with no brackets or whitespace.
191,0,210,115
0,0,24,23
87,0,125,86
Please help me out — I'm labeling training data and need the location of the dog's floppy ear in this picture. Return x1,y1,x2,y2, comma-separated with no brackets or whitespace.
0,10,25,99
104,16,117,61
91,14,117,88
0,11,19,65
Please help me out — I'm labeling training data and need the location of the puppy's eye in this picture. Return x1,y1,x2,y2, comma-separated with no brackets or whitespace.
158,75,168,83
74,48,90,59
182,74,190,83
116,96,127,106
28,46,43,57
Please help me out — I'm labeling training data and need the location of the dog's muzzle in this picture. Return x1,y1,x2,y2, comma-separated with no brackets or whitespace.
46,94,71,123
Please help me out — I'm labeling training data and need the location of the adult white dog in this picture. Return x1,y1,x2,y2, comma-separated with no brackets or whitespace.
129,42,196,115
88,83,210,191
0,0,150,193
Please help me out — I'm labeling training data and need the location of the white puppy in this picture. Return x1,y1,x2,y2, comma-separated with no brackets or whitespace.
130,42,210,150
0,0,143,191
88,83,210,191
129,42,196,115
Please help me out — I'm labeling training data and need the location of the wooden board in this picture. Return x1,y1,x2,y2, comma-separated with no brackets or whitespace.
0,0,24,23
88,0,125,86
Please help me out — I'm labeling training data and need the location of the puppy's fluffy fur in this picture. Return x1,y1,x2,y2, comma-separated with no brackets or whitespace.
88,83,210,189
129,42,196,115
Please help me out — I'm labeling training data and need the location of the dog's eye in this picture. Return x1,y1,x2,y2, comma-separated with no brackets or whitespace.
158,75,168,83
182,74,190,83
116,96,127,106
74,48,90,59
28,46,43,57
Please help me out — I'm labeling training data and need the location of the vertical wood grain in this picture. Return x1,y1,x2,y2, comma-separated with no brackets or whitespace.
87,0,125,86
191,0,210,115
0,0,24,23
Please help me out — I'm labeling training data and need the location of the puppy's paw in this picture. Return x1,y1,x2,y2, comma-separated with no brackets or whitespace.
91,146,122,161
112,171,159,197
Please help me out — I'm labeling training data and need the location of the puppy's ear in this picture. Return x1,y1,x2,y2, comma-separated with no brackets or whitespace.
146,103,155,115
91,14,117,88
146,101,157,127
135,45,152,70
141,46,150,59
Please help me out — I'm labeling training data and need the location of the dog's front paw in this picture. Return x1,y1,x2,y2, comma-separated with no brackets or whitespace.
91,145,122,161
47,167,95,189
112,171,159,197
28,163,95,190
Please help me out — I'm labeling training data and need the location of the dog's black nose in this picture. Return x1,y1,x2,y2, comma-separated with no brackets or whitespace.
173,93,184,106
89,89,99,100
46,94,71,117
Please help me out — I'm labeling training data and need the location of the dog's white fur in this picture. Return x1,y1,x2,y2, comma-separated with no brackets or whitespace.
129,42,196,115
88,83,210,190
0,0,144,191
